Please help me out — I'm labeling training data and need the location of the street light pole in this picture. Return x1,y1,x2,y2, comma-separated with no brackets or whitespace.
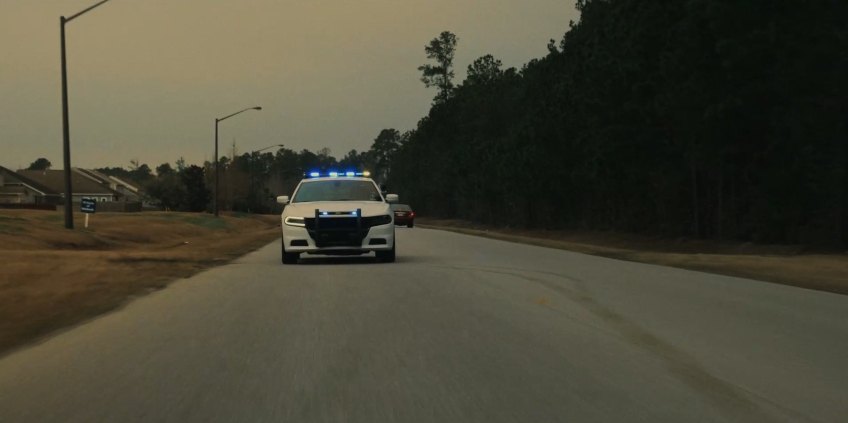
60,17,72,229
59,0,114,230
214,119,219,217
214,106,262,217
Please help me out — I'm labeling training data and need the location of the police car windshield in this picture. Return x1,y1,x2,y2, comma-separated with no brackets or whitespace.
293,180,383,203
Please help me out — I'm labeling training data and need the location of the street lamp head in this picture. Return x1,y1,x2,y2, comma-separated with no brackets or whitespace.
253,106,263,111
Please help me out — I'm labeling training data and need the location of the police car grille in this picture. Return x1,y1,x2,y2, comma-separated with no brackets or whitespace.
304,217,358,230
305,217,366,247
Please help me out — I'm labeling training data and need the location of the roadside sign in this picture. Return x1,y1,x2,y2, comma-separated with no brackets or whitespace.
80,198,97,214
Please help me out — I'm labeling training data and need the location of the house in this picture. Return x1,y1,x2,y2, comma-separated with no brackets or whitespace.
16,169,123,204
0,166,62,205
74,168,143,203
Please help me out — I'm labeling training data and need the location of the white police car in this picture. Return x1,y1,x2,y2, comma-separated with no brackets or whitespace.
276,171,398,264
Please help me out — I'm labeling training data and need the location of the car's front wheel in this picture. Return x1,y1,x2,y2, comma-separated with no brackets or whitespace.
281,240,300,264
376,240,396,263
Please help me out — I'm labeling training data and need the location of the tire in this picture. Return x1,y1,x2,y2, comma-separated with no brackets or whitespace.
376,239,396,263
281,239,299,264
407,221,414,228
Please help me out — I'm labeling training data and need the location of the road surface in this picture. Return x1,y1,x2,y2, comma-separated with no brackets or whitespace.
0,228,846,422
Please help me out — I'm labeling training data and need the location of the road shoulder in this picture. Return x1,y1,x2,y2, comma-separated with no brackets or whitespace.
418,219,848,296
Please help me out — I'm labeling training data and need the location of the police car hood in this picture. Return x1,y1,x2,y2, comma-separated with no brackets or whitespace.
285,201,390,217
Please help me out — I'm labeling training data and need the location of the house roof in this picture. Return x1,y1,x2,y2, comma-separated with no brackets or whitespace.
17,169,122,197
73,168,108,184
74,168,142,194
0,166,59,196
107,175,141,193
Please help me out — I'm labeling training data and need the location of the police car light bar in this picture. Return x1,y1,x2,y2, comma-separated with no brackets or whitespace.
305,170,372,178
317,210,361,216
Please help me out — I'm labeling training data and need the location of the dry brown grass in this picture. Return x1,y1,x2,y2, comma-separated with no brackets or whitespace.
0,209,279,355
418,218,848,296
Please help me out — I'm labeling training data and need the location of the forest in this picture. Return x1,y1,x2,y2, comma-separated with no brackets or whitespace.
389,0,848,246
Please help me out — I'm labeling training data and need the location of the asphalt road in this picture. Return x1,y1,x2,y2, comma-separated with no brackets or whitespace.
0,228,846,422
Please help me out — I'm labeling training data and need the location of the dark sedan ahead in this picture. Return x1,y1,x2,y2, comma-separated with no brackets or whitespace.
391,204,415,228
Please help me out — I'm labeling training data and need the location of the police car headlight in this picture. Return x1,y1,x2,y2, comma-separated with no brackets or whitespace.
363,214,392,227
284,216,305,227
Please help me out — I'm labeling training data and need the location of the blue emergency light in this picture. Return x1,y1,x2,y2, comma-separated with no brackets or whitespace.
305,170,371,178
316,210,361,216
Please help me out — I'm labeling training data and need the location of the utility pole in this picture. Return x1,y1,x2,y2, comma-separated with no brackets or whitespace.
214,106,262,217
59,0,114,229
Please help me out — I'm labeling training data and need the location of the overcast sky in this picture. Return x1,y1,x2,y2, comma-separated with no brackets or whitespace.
1,0,578,170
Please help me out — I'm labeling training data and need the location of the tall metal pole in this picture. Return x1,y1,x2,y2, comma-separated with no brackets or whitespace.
60,17,74,229
58,0,114,230
214,118,220,217
212,106,261,217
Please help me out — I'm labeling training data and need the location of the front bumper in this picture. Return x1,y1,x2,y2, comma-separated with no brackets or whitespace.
282,223,394,254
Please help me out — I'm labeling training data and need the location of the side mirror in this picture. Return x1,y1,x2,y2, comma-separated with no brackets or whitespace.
385,194,399,204
276,195,289,205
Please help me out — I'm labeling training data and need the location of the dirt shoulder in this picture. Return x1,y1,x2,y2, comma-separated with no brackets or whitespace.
418,218,848,296
0,210,279,355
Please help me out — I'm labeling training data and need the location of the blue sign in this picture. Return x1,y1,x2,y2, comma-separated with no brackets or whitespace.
80,198,97,214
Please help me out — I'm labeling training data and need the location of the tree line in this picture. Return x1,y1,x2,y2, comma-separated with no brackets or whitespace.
94,130,403,214
387,0,848,247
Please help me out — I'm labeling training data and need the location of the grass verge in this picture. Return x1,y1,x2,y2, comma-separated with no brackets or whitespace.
418,218,848,296
0,209,279,356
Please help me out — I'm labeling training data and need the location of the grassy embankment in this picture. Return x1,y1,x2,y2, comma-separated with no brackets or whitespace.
0,210,279,355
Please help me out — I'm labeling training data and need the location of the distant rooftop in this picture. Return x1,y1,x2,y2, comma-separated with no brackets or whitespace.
17,169,122,196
